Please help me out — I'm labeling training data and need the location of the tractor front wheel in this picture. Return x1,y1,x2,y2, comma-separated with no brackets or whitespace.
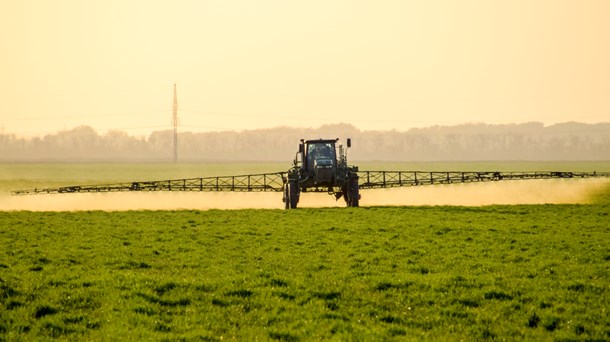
284,180,300,209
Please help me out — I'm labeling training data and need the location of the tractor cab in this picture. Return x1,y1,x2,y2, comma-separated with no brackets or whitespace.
304,140,337,186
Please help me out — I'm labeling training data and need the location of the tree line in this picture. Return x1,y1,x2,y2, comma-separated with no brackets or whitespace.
1,122,608,161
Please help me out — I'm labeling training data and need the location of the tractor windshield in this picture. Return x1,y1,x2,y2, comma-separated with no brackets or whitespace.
306,142,336,175
307,142,335,160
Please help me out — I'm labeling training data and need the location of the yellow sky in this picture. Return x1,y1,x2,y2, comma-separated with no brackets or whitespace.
1,0,609,137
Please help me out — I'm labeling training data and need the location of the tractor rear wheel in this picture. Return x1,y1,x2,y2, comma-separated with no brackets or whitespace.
345,175,359,207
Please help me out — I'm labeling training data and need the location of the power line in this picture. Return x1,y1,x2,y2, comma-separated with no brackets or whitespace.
96,125,172,132
0,110,167,122
180,108,468,125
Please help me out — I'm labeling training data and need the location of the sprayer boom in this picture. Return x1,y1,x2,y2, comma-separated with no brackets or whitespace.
11,173,286,196
357,171,609,189
11,170,608,197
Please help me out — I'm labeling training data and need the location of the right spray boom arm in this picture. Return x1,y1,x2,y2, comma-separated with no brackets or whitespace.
356,171,610,189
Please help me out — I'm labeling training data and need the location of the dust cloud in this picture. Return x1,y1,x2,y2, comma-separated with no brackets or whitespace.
1,179,607,211
359,178,609,207
0,192,283,211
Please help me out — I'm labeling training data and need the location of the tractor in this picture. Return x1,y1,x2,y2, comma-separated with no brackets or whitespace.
283,138,360,209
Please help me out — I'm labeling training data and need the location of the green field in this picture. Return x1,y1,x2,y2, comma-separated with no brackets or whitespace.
1,163,610,340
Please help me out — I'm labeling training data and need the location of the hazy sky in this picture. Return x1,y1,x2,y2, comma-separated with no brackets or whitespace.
1,0,609,137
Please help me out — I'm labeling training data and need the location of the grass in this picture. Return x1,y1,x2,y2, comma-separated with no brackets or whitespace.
1,190,610,339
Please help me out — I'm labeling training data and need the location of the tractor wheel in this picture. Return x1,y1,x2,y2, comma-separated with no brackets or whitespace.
346,175,359,207
285,180,300,209
284,184,290,209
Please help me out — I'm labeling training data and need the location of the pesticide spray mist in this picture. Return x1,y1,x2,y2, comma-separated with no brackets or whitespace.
1,179,608,211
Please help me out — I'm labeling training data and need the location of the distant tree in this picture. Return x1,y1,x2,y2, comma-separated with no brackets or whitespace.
0,122,609,161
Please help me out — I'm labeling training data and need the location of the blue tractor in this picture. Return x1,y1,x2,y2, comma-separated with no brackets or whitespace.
283,138,360,209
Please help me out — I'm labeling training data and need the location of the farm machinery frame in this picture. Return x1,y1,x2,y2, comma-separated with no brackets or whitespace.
11,138,610,208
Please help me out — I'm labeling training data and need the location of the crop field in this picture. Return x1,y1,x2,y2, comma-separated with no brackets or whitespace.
1,162,610,340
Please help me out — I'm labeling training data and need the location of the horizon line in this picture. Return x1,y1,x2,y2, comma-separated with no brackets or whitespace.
2,120,609,139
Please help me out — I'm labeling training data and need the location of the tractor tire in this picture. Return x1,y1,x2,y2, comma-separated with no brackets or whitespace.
284,184,290,209
285,180,300,209
346,175,360,207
